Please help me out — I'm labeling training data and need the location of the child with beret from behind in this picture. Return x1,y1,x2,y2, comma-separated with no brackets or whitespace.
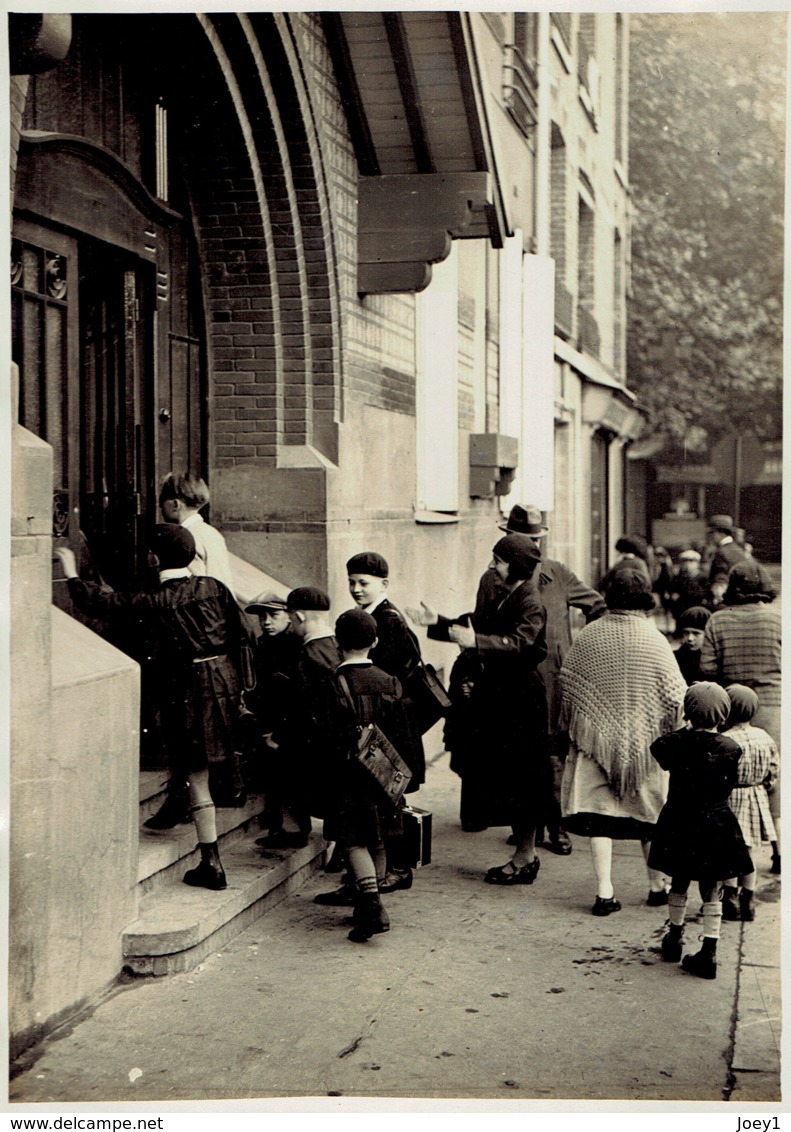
719,683,778,922
648,682,753,979
310,608,411,943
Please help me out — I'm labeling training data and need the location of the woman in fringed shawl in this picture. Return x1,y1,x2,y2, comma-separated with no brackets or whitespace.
559,567,687,916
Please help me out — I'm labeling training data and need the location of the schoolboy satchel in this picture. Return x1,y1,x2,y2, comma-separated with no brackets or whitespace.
337,673,412,805
386,605,451,734
406,661,452,734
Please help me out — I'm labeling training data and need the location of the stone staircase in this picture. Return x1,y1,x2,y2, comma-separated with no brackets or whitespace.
122,771,327,975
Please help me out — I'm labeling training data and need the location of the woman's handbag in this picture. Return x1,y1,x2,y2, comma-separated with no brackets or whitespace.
406,662,452,734
337,673,413,805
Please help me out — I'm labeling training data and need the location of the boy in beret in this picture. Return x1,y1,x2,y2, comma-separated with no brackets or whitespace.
347,552,425,893
56,526,250,891
310,608,411,942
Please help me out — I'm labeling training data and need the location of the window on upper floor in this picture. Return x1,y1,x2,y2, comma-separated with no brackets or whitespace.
480,14,538,142
415,245,459,517
577,13,600,129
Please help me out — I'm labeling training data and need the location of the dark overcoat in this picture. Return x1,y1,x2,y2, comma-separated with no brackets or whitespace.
475,559,604,736
68,575,247,781
309,661,408,846
432,579,550,831
708,540,747,593
648,729,754,880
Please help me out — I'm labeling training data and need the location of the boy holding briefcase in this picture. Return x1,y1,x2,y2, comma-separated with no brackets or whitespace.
310,608,412,942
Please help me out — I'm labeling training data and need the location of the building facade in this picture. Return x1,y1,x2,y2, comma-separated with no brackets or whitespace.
8,11,636,1053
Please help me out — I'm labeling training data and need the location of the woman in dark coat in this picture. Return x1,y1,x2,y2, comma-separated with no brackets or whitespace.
408,535,550,885
55,525,250,891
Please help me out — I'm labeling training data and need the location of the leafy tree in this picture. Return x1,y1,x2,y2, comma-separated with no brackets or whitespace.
627,12,785,444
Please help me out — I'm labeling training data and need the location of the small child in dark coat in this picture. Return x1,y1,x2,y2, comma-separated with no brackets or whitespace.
310,608,411,943
648,682,753,979
673,605,711,685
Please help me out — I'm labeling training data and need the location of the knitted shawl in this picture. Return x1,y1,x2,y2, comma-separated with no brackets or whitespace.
558,610,686,799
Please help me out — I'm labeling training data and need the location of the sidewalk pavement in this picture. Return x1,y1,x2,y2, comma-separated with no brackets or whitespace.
8,746,781,1108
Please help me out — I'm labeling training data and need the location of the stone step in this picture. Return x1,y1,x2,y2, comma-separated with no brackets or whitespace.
122,830,328,976
138,793,268,893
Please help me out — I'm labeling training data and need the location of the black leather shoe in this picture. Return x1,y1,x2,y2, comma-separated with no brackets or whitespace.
485,858,540,885
591,896,621,916
143,794,190,830
378,868,413,893
646,889,669,907
682,948,717,979
739,890,756,921
347,893,390,942
183,859,227,890
721,885,741,921
661,928,683,962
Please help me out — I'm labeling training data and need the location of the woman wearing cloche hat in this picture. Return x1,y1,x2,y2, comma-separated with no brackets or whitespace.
408,534,552,887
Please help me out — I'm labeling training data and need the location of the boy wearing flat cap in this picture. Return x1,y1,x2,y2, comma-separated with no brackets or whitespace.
244,591,307,849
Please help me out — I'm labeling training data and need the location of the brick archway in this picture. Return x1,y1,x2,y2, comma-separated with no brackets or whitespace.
172,13,341,476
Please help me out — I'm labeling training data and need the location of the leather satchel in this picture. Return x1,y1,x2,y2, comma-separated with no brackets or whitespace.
406,662,452,734
337,673,412,805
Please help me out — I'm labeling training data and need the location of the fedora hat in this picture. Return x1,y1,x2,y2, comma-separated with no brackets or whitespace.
498,503,549,537
708,514,734,533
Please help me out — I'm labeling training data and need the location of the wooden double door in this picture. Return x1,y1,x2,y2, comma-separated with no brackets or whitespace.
12,208,205,603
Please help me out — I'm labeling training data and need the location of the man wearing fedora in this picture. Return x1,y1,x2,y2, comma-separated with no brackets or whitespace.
706,515,747,608
475,503,606,854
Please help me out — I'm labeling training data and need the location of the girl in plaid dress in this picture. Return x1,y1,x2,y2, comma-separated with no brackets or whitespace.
720,684,778,922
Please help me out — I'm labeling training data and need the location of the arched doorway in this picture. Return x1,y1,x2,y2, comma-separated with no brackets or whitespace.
12,16,208,602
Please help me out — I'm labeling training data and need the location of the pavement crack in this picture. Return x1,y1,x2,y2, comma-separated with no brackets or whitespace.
337,1015,378,1060
338,1035,364,1059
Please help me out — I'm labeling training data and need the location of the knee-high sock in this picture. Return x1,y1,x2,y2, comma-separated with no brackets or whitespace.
190,801,218,844
668,891,687,927
188,770,217,844
347,845,378,893
701,900,722,940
